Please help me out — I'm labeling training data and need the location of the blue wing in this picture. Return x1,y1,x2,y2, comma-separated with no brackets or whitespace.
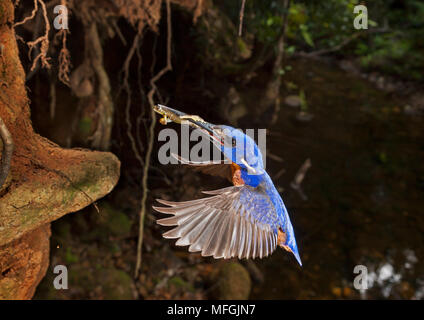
154,156,301,263
154,185,279,259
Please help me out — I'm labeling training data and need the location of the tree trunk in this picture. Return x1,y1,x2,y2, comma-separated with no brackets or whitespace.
0,1,120,299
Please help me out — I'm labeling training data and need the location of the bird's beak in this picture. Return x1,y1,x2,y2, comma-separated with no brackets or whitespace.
190,120,234,148
188,118,215,136
190,119,226,147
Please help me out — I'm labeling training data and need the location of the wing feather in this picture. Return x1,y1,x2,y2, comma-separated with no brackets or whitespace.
154,185,280,259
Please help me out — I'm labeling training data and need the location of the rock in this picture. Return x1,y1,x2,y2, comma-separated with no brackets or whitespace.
97,203,132,238
284,95,302,108
99,269,136,300
168,276,194,293
242,260,264,284
295,111,314,122
213,262,251,300
0,224,51,300
37,266,136,299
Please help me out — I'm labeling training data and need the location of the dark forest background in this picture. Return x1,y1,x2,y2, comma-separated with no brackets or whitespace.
0,0,423,300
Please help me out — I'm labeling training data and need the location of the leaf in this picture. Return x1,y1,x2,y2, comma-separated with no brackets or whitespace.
368,19,378,27
299,89,308,112
286,45,296,55
300,24,314,47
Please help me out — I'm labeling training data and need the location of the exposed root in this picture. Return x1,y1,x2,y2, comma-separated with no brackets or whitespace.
85,22,114,150
15,0,69,79
0,117,14,189
193,0,203,23
135,0,173,279
14,0,39,28
114,0,162,33
25,0,51,71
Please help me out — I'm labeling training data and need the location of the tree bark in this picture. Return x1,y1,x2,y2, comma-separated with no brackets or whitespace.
0,0,120,299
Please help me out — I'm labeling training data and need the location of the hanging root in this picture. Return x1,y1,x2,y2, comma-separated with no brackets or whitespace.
290,158,311,201
134,0,173,279
14,0,39,28
57,28,71,86
22,0,52,71
120,30,145,167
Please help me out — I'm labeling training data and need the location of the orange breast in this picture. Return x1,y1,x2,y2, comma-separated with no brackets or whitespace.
231,163,244,186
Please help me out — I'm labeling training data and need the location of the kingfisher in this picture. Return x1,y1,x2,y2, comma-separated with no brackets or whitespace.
153,105,302,266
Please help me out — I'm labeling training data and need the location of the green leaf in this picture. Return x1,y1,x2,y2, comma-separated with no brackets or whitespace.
368,19,378,27
286,45,296,54
300,24,315,47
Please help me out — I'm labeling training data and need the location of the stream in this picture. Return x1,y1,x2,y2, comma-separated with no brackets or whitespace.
247,58,424,299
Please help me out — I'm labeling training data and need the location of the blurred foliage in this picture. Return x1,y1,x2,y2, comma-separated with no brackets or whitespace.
215,0,424,81
193,2,253,74
299,89,308,112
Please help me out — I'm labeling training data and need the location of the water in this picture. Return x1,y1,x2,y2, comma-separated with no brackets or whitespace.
247,58,424,299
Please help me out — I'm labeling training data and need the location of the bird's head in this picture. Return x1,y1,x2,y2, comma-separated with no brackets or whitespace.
153,104,265,186
193,122,265,187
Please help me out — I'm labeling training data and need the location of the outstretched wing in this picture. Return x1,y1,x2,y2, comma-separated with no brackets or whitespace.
154,185,281,259
172,153,232,182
